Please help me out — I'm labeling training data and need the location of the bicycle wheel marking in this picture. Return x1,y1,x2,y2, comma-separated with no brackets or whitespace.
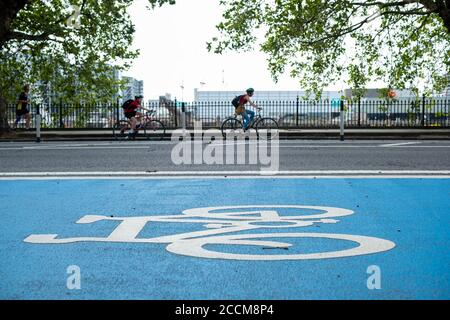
24,205,396,261
166,233,396,260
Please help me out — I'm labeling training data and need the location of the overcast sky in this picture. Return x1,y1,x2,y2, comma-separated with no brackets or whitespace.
124,0,361,101
123,0,316,101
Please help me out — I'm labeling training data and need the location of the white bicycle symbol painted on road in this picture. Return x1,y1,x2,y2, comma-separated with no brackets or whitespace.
24,205,396,260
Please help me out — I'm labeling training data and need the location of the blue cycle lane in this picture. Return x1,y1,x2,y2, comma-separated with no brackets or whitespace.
0,177,449,299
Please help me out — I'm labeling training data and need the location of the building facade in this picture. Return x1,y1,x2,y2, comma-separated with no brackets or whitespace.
442,74,450,98
193,89,341,102
121,76,144,101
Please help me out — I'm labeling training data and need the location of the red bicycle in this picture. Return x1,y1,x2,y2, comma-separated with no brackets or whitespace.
113,110,166,140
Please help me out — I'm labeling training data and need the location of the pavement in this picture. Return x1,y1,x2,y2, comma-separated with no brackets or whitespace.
1,128,450,141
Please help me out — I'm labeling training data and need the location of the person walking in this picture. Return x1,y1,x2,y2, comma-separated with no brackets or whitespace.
13,84,31,130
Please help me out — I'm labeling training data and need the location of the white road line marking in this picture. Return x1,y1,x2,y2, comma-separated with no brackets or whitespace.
279,145,450,148
1,144,450,150
1,175,449,180
1,170,449,177
379,142,422,147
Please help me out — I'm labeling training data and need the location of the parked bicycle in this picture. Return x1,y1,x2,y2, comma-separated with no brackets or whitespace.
112,110,166,140
221,108,279,140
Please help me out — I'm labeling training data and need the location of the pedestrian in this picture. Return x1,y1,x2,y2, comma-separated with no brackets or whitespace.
13,84,31,130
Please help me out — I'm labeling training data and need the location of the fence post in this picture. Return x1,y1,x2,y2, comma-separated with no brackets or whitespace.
59,101,64,128
340,99,345,141
181,102,186,134
174,98,178,128
358,97,361,127
421,94,426,127
296,95,299,127
116,98,120,123
35,104,41,143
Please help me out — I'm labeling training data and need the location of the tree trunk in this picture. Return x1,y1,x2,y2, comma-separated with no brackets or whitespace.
0,0,29,49
421,1,450,34
0,89,10,133
0,0,29,132
437,7,450,34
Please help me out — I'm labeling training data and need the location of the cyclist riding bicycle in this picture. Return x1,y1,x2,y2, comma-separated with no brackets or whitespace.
233,88,261,130
122,95,152,137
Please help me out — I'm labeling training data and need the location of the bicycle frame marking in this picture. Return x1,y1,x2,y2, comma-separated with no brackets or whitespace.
24,205,396,261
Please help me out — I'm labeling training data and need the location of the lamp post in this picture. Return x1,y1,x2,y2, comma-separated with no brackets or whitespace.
180,83,186,136
180,82,184,102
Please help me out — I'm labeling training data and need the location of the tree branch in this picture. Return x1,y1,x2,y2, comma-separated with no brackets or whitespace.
381,8,438,15
418,0,439,11
351,1,421,7
7,30,50,41
298,1,440,45
300,11,381,45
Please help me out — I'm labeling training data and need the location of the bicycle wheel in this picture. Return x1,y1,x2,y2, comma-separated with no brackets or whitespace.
165,232,396,261
221,117,243,139
255,117,279,140
143,119,166,140
112,120,131,140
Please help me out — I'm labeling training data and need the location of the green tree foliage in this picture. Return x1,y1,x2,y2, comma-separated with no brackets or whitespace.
207,0,450,98
0,0,174,132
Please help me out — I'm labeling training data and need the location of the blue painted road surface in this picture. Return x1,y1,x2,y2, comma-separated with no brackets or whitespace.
0,178,449,299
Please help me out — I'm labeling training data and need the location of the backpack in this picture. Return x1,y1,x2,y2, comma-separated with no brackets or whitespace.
232,95,244,108
121,99,134,111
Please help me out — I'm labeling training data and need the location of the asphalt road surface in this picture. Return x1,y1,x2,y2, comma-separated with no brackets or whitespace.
0,140,450,173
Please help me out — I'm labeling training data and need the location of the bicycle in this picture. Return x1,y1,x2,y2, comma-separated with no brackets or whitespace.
112,110,166,141
24,205,396,261
221,107,279,140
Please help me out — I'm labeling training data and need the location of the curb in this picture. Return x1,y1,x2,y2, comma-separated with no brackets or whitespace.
1,130,450,142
